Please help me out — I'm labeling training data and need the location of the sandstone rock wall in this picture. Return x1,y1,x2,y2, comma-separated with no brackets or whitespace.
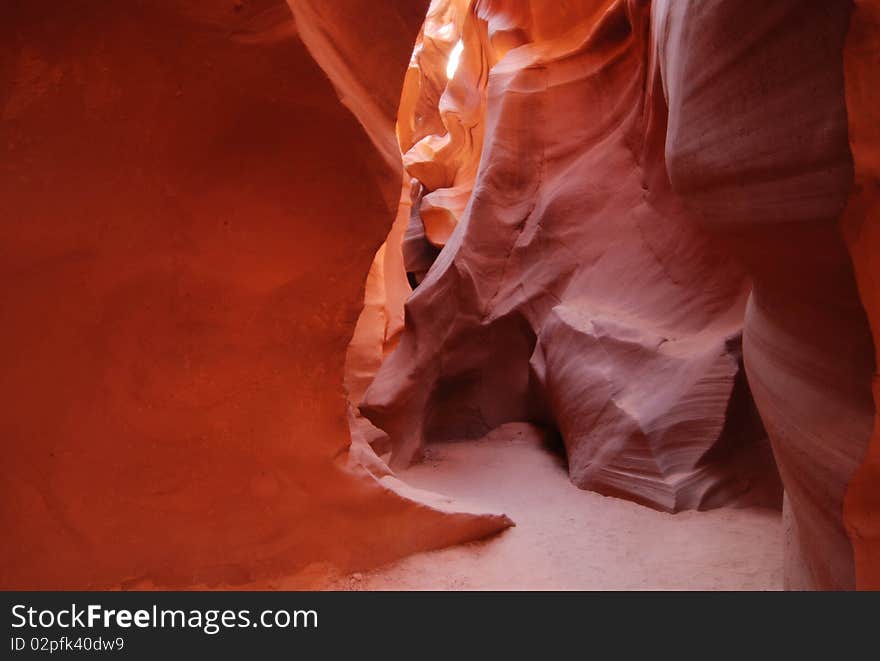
362,0,782,513
0,0,509,589
362,0,880,589
655,0,874,591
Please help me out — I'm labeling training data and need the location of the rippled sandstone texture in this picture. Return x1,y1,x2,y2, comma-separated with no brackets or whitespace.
363,0,782,513
0,0,510,589
362,0,880,588
655,0,875,591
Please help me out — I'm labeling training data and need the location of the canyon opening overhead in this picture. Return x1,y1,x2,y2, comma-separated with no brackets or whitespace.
2,0,879,592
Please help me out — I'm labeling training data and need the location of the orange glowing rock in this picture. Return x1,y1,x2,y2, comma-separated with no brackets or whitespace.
0,0,509,590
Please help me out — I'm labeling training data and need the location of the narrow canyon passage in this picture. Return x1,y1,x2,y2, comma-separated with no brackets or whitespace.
3,0,879,593
344,0,880,591
338,425,782,591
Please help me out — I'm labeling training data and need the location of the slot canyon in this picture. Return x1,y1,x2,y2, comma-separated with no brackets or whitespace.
1,0,879,590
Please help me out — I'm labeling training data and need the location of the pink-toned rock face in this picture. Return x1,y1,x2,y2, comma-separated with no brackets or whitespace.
0,0,509,589
655,0,874,590
362,0,782,513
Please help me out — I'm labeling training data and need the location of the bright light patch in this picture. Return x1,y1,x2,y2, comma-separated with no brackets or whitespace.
446,39,464,80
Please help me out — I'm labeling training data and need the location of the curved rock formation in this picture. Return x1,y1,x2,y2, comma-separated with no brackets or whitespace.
655,0,874,591
0,0,509,589
362,0,879,589
400,0,490,249
362,0,782,513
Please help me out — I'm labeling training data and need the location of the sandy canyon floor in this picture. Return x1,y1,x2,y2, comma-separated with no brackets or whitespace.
335,424,783,590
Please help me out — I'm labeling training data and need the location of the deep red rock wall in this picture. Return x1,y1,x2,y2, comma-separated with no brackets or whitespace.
0,0,509,589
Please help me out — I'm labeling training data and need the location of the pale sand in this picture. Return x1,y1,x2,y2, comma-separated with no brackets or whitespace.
339,423,783,590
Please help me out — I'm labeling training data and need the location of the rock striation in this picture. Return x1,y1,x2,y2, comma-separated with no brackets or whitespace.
361,0,880,589
363,0,782,513
655,0,874,591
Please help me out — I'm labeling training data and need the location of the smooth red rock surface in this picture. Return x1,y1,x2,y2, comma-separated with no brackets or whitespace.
0,0,509,589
